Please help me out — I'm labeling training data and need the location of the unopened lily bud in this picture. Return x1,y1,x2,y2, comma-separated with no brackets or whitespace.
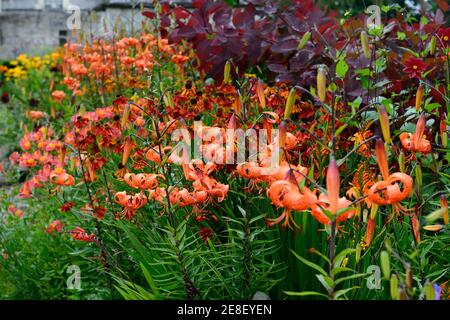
370,203,379,220
415,85,424,111
429,36,436,55
227,112,237,131
380,250,390,280
405,266,413,289
278,120,287,163
256,79,266,109
317,66,327,102
356,243,362,263
440,120,447,148
384,238,392,254
326,156,340,215
423,224,444,232
375,139,389,180
234,95,242,114
425,207,447,223
70,157,75,173
424,281,436,300
361,31,370,59
415,164,422,189
122,137,133,166
377,105,391,144
223,60,231,84
390,274,400,300
398,152,405,173
411,213,421,244
365,217,376,246
60,146,66,165
96,135,103,151
164,92,174,109
121,103,130,129
284,87,297,119
441,195,448,225
414,114,426,149
79,104,86,116
298,31,311,50
41,127,48,141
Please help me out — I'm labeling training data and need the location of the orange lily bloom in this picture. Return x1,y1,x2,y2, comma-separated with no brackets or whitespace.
122,137,134,166
310,193,356,225
368,172,413,206
114,191,148,210
50,167,75,186
366,140,413,221
123,173,164,190
267,180,317,229
399,114,431,154
46,220,64,234
18,181,33,198
70,227,95,242
170,188,208,207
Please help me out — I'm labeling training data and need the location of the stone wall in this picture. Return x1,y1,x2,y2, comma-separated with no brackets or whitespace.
0,0,193,60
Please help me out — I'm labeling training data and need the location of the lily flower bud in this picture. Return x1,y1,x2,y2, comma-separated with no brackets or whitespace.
441,195,448,225
411,213,421,244
375,139,389,180
284,87,297,119
414,114,426,150
380,250,390,280
278,120,287,163
256,79,266,109
122,137,133,166
121,103,130,129
390,274,400,300
298,31,311,50
234,95,242,114
415,85,424,111
326,156,340,215
223,60,231,84
365,217,376,246
361,31,370,59
377,105,391,144
423,224,443,232
317,66,327,102
429,36,436,55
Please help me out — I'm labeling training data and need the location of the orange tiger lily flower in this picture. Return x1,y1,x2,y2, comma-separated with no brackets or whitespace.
170,188,208,207
70,227,95,242
236,162,263,180
114,191,148,210
123,173,164,190
148,187,167,204
122,137,134,166
367,172,413,206
267,180,317,229
369,139,414,212
18,181,33,198
145,146,171,163
399,114,431,154
310,193,356,225
50,168,75,186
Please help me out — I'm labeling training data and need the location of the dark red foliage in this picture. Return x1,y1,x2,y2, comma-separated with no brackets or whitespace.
60,201,75,212
199,227,213,241
1,92,10,104
152,0,337,85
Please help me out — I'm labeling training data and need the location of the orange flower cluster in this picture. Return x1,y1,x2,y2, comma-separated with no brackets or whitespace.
11,126,68,198
63,35,183,95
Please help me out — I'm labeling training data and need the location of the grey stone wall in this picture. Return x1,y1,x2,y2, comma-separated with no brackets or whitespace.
0,0,193,60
